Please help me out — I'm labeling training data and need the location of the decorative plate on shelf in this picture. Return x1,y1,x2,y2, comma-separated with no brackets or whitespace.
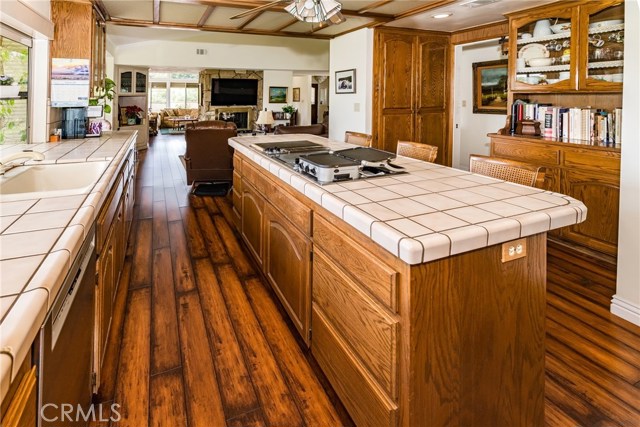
518,43,549,62
589,20,623,30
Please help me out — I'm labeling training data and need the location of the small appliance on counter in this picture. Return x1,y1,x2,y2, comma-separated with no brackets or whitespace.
61,107,87,139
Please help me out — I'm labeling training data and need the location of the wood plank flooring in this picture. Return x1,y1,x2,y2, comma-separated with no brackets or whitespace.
93,132,640,427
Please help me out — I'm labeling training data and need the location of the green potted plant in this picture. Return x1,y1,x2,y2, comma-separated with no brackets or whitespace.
0,75,19,98
124,105,143,125
282,104,296,119
89,77,116,114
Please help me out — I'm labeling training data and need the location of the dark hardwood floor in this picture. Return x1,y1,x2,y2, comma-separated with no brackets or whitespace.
93,132,640,427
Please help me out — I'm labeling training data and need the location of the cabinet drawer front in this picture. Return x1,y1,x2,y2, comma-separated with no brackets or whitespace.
492,141,560,165
314,215,398,311
233,154,242,174
96,171,124,252
243,159,311,235
313,250,398,398
242,161,270,195
563,149,620,173
312,307,397,427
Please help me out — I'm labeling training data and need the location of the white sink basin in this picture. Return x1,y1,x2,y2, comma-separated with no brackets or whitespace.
0,161,109,201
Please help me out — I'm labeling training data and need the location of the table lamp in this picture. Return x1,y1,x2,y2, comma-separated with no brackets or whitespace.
256,110,275,133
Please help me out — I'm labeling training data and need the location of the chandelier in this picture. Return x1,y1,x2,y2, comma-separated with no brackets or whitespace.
285,0,345,24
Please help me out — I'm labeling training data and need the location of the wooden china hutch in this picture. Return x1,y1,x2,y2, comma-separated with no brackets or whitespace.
490,0,623,265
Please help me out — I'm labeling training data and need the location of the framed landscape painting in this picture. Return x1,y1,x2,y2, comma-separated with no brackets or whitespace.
472,60,508,114
335,69,356,94
269,86,287,103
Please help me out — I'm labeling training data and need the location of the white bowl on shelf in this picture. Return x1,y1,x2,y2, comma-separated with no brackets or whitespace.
589,19,623,30
528,57,553,67
550,23,571,33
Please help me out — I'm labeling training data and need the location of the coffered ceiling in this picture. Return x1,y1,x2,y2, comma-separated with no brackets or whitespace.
94,0,557,41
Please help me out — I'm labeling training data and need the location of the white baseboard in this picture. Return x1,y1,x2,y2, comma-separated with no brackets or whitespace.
611,295,640,327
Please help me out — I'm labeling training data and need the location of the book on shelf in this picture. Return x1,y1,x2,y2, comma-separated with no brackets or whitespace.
510,101,622,145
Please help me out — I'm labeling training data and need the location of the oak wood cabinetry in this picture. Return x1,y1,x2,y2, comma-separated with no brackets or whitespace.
372,28,450,165
234,150,547,427
95,146,136,390
236,158,312,343
506,0,624,124
1,361,36,427
490,134,620,258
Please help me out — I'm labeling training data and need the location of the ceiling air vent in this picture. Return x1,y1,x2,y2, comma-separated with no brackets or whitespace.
196,48,207,55
460,0,501,8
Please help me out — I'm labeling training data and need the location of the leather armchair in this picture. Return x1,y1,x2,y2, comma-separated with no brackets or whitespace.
273,124,327,137
184,120,237,184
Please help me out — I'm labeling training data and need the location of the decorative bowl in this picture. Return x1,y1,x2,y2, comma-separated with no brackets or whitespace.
528,57,553,67
550,23,571,33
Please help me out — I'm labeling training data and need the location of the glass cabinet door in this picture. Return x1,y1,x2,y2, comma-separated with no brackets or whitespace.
135,71,146,93
120,71,132,93
510,7,578,91
578,1,624,90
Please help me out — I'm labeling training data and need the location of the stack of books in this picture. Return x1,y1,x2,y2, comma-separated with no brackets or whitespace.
511,101,622,145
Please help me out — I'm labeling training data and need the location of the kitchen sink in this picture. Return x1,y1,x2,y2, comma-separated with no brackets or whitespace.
0,161,109,201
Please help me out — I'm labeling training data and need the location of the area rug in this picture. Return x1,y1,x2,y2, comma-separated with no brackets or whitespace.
192,182,232,197
160,128,185,135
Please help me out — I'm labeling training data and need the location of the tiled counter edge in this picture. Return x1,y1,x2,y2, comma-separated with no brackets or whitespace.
0,131,137,401
229,135,587,265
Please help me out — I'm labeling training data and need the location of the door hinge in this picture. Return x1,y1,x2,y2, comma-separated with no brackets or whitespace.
91,372,97,387
310,250,313,261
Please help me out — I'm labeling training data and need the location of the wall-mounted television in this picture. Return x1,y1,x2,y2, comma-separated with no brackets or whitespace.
211,78,258,106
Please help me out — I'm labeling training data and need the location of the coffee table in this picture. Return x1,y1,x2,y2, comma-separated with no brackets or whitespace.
168,116,198,130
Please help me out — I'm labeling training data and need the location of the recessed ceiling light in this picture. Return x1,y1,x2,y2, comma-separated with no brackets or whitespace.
432,12,453,19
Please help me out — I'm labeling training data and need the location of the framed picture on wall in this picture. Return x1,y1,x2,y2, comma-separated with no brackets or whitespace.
472,60,508,114
335,69,356,94
292,87,300,102
269,86,287,103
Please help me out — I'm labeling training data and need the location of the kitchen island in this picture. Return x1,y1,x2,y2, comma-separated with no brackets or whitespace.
229,134,587,427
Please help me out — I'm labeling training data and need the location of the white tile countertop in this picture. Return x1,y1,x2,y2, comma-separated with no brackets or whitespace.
229,134,587,265
0,131,136,400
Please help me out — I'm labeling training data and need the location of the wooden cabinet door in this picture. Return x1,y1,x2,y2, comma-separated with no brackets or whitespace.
96,227,115,379
264,204,311,344
374,30,416,153
241,182,265,267
415,35,449,165
561,169,619,256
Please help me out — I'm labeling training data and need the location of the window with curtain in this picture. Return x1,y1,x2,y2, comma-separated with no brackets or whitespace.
149,82,167,112
1,31,30,144
148,72,199,111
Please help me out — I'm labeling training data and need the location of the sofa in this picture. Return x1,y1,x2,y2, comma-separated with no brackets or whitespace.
184,120,237,184
273,123,327,137
159,108,200,128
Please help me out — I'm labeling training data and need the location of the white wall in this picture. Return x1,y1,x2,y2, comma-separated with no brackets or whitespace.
612,0,640,326
262,70,293,126
292,75,312,125
452,40,507,170
328,28,373,141
113,32,329,72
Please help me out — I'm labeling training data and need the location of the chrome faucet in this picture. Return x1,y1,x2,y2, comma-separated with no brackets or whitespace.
0,150,45,175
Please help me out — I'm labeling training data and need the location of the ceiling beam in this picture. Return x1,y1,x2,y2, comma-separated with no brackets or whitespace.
153,0,160,24
357,0,393,14
271,17,299,32
197,5,215,27
393,0,459,20
237,10,264,30
107,18,333,40
165,0,394,21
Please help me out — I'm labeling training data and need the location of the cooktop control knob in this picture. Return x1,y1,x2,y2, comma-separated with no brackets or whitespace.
310,167,316,175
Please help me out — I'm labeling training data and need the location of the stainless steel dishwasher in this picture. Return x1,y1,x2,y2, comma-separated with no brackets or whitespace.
39,228,95,427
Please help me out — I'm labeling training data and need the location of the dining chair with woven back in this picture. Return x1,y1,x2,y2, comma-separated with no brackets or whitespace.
396,141,438,163
469,154,546,188
344,131,373,147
